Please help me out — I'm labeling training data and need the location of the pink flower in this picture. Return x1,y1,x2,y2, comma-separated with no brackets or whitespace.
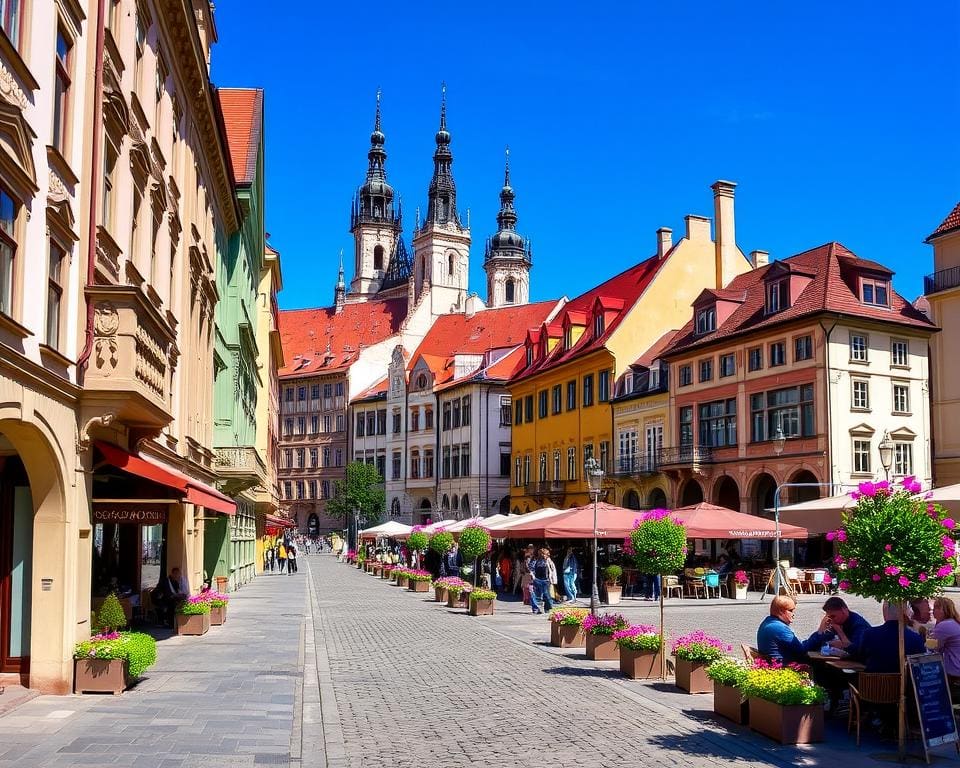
876,480,891,494
851,491,862,501
848,558,858,568
884,544,892,551
938,565,954,578
898,576,911,587
944,519,956,530
826,531,836,542
822,574,832,585
902,476,922,494
834,555,845,565
839,580,850,590
836,530,847,542
858,481,877,498
872,574,882,582
884,565,901,576
919,573,928,582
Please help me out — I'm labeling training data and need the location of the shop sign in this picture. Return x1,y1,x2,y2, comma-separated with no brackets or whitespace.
93,503,168,525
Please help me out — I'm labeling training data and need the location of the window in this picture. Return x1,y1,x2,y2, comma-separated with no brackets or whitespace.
284,418,293,436
134,13,145,91
335,382,344,397
452,399,461,428
324,383,333,398
524,395,533,422
392,412,401,433
373,244,384,271
583,443,594,464
53,29,72,155
297,417,306,435
718,354,735,378
334,449,343,467
500,452,510,477
794,335,813,361
566,447,576,481
514,400,522,426
594,313,605,337
296,481,304,500
460,444,469,476
515,456,522,486
321,481,330,499
583,374,594,407
566,381,577,410
443,402,451,430
679,365,692,386
862,278,890,307
461,396,470,426
102,136,118,232
698,399,737,447
419,449,431,478
699,359,713,382
285,387,294,402
748,347,762,372
46,241,66,349
376,455,386,479
410,408,419,432
852,379,870,410
442,447,451,479
525,346,533,367
891,339,909,367
308,480,317,499
893,382,910,414
538,390,548,419
296,386,305,401
447,252,454,276
750,384,815,442
599,370,610,402
852,439,871,474
356,413,365,437
850,333,868,362
552,385,562,414
392,451,401,480
409,449,420,480
284,481,292,500
311,384,320,399
367,412,376,435
295,448,304,468
505,279,515,304
336,414,344,432
679,406,693,446
500,396,512,426
310,415,319,434
599,441,610,473
1,0,21,48
283,449,292,468
766,279,788,314
452,446,460,478
696,307,716,335
537,452,547,482
894,442,913,477
553,450,561,480
769,342,786,367
310,448,318,468
423,408,432,430
322,447,330,467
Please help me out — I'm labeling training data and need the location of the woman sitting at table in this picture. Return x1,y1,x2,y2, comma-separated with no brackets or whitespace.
930,596,960,678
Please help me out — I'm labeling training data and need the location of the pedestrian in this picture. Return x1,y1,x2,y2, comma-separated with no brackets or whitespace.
519,544,535,605
266,546,275,572
287,544,298,574
562,546,579,603
444,543,463,578
278,542,287,573
528,546,556,615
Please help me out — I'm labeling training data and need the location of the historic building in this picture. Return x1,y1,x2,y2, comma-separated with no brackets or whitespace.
484,151,532,309
508,181,754,514
660,242,936,520
925,202,960,486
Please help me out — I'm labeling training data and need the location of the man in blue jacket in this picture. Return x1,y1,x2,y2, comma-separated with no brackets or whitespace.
807,596,871,652
851,601,925,673
757,595,818,664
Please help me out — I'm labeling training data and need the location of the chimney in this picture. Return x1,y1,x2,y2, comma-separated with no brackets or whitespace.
711,180,737,289
684,215,711,241
656,227,673,259
750,250,769,269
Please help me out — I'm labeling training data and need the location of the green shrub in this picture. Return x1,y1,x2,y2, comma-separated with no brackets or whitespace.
176,597,211,615
603,565,623,585
74,631,158,678
428,530,454,555
706,657,749,687
741,665,827,706
97,593,128,632
458,523,491,562
407,528,429,552
469,589,497,601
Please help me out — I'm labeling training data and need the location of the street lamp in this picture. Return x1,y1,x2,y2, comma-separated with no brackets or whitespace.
585,457,604,616
878,431,894,482
772,426,785,595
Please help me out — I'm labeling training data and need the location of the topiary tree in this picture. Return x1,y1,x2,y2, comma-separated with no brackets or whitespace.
407,525,429,553
458,522,492,586
428,530,454,556
97,593,128,633
625,509,687,679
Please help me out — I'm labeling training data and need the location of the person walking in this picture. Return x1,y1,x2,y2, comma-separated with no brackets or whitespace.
562,546,579,603
278,542,288,573
528,547,556,615
287,544,298,574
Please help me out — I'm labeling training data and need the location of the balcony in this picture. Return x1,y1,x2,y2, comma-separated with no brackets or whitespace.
215,446,267,496
82,284,177,430
657,446,714,469
612,454,661,478
525,480,567,503
924,266,960,295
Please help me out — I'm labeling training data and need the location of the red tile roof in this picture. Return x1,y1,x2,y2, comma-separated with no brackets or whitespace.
511,254,667,381
927,201,960,242
483,346,527,382
411,300,561,387
632,329,681,368
279,297,408,378
217,88,263,186
351,376,389,404
664,242,936,357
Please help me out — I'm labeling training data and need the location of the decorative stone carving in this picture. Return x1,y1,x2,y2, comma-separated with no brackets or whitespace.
0,61,27,110
77,413,116,453
48,169,69,204
94,302,119,336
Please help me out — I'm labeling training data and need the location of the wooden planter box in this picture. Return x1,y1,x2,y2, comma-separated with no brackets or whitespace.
469,598,495,616
447,592,468,608
550,623,585,648
586,633,619,661
714,682,748,724
619,648,662,679
381,569,391,580
372,564,382,576
397,576,409,588
675,657,713,693
176,612,210,636
748,697,823,744
409,580,430,593
434,586,449,603
210,605,227,626
605,585,622,605
74,658,129,695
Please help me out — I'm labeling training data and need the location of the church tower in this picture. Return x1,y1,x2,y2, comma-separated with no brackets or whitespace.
350,91,402,299
484,148,532,308
411,85,471,313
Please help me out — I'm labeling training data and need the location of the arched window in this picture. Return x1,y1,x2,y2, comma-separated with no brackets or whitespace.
441,494,450,510
505,278,515,304
390,498,401,518
373,244,384,271
447,252,455,276
461,494,470,515
451,495,459,511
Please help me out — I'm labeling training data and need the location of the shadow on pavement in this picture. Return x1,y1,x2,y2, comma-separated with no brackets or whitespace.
541,665,619,679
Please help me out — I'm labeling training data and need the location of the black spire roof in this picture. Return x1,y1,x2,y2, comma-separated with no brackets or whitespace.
485,148,532,266
351,90,401,232
423,83,462,230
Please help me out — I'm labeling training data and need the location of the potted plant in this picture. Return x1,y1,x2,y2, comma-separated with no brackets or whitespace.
468,588,497,616
549,607,590,648
74,630,158,694
741,661,826,744
583,612,628,661
175,595,212,636
458,522,492,586
733,570,749,600
429,530,454,558
204,591,229,625
603,565,623,605
446,582,471,608
406,569,432,593
434,576,464,603
613,625,662,679
395,568,410,588
672,631,729,693
706,657,749,723
371,561,383,577
407,526,429,568
381,563,394,581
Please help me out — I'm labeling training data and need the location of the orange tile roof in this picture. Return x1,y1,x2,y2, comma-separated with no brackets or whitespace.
632,329,681,368
217,88,262,186
351,375,389,404
279,297,408,379
927,201,960,241
511,254,667,381
664,242,936,357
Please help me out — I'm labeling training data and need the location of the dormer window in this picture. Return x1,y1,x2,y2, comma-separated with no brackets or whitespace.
564,327,572,350
594,313,605,338
526,346,533,366
862,278,889,307
766,280,788,314
695,307,716,335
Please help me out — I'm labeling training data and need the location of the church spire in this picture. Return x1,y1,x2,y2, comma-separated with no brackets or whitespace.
424,82,461,229
351,89,397,230
484,146,531,308
334,250,346,313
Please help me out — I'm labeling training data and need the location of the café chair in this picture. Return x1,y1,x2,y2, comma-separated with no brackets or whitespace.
741,644,766,664
685,574,706,599
662,575,684,600
704,571,721,599
848,673,900,746
786,567,804,594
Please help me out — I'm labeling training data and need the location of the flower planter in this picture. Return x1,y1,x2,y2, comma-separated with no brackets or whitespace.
550,623,586,648
210,605,227,626
74,658,130,695
397,575,409,588
619,648,662,679
605,585,622,605
434,586,448,603
176,612,210,636
675,658,713,693
469,598,495,616
409,580,430,593
381,569,391,580
748,697,823,744
446,592,468,609
734,584,748,600
714,682,748,724
372,564,382,577
586,633,620,661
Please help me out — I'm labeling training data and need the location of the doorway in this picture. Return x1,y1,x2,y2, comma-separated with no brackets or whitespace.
0,455,32,675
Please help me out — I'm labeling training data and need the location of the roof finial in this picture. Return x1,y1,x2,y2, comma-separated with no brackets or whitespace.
338,249,344,284
504,145,511,187
440,81,447,130
374,87,382,132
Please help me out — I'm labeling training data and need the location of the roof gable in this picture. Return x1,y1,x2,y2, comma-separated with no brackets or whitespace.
218,88,263,186
927,201,960,242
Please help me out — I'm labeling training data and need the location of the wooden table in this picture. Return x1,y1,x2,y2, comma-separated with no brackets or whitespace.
808,651,866,673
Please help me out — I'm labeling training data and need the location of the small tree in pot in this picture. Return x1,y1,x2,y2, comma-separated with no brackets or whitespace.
603,565,623,605
407,526,429,569
458,522,491,587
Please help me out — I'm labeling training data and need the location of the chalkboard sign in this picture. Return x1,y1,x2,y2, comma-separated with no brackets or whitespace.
908,653,958,761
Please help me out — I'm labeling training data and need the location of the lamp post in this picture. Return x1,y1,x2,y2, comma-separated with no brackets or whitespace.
878,431,894,482
771,427,786,595
585,457,604,616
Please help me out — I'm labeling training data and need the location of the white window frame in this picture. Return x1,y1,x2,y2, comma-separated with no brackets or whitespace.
893,382,910,414
850,333,868,363
891,339,909,368
894,442,913,477
851,379,870,410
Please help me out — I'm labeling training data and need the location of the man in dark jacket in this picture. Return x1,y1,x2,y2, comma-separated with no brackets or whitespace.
444,543,462,578
851,602,925,673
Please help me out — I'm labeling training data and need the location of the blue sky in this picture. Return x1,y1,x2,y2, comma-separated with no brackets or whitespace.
211,2,959,311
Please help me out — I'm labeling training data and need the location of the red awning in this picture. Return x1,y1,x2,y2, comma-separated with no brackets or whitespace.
266,513,295,529
95,440,236,516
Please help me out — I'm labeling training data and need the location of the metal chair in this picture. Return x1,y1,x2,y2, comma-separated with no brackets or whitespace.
663,575,683,599
848,673,900,746
704,571,721,598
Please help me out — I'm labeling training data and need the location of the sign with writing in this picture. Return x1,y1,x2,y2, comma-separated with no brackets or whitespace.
93,504,168,525
908,653,958,760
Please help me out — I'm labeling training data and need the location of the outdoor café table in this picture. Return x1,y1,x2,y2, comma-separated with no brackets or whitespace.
808,651,866,674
